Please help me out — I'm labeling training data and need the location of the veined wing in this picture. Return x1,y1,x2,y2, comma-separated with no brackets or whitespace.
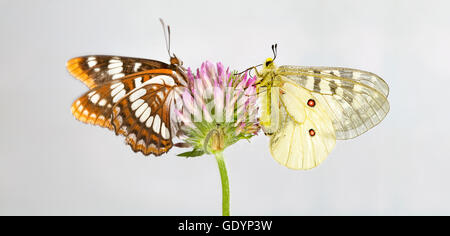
67,55,171,89
111,78,181,156
70,69,180,131
270,82,336,170
277,66,390,139
278,66,389,97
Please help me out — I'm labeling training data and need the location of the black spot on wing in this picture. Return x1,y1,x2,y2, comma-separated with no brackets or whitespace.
329,80,337,94
313,70,321,92
339,70,353,79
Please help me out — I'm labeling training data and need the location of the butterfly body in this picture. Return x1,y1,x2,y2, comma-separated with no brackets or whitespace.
255,53,389,170
255,58,280,134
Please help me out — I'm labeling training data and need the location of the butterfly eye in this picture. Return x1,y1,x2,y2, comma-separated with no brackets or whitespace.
307,99,316,107
309,129,316,137
265,58,273,67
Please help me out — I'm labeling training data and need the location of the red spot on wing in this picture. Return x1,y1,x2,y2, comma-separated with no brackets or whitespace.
307,99,316,107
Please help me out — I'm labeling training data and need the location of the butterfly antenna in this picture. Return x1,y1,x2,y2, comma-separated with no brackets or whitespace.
159,18,172,57
235,64,263,76
272,43,278,61
167,25,172,56
248,67,254,77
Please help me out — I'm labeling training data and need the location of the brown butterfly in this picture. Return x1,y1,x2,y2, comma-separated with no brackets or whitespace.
67,19,187,156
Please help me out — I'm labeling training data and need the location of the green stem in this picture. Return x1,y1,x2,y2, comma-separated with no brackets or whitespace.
214,152,230,216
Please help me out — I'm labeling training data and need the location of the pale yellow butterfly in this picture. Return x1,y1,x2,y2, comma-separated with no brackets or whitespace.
254,44,390,170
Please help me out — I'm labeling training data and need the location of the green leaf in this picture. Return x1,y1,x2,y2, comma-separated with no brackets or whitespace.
177,149,205,158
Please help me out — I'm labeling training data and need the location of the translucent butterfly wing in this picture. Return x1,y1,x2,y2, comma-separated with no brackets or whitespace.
270,82,336,170
278,66,389,97
277,66,390,139
67,55,170,89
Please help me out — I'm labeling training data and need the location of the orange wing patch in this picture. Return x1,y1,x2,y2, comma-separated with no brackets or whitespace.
67,57,93,87
71,90,114,130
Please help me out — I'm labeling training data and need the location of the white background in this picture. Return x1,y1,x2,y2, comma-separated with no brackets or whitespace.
1,0,449,215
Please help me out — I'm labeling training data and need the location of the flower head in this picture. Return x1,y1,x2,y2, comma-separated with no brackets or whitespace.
176,61,259,156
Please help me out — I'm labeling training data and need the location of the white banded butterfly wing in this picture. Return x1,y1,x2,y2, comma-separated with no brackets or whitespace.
276,66,390,140
70,69,184,132
67,55,172,89
111,72,181,156
68,19,189,156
